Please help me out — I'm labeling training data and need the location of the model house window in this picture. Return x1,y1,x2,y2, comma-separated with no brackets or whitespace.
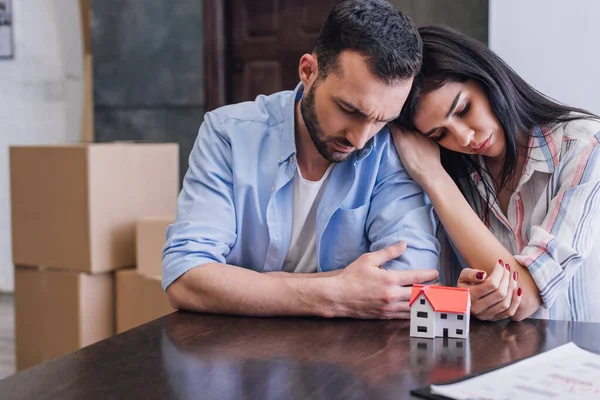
417,326,427,333
456,329,463,335
417,311,428,318
457,314,464,320
441,313,447,319
420,299,425,305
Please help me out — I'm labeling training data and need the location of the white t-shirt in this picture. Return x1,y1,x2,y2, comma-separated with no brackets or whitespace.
282,164,333,273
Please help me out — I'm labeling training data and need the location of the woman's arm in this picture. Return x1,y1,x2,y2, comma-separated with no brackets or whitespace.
391,125,541,320
421,169,541,320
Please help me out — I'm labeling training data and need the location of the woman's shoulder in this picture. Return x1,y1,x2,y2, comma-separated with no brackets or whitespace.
556,114,600,143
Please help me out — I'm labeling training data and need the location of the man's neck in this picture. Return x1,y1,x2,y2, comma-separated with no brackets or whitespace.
294,100,331,181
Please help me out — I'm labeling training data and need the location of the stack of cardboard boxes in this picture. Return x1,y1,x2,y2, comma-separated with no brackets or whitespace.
116,217,175,334
10,143,179,370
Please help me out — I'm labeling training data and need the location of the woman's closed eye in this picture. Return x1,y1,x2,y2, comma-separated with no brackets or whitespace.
456,101,471,118
430,101,470,142
432,128,448,142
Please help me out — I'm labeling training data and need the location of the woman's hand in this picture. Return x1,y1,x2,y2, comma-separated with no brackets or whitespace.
457,260,522,321
388,123,444,187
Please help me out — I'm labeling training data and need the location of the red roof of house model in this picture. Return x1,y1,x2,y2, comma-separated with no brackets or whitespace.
409,284,470,314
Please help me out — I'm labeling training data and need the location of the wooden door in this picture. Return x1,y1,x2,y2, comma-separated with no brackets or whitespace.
205,0,344,110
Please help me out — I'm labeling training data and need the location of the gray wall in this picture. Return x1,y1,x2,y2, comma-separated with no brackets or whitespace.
390,0,488,43
91,0,204,183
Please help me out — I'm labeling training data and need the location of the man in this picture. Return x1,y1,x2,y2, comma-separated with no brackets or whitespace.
163,0,440,319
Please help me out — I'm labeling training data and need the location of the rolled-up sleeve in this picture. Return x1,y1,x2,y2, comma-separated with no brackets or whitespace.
367,139,440,271
162,112,237,290
514,135,600,309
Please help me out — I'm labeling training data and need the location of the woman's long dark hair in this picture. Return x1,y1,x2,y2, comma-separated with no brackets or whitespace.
398,26,598,223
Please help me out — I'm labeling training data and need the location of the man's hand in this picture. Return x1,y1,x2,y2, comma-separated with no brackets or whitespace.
326,242,439,319
457,260,522,321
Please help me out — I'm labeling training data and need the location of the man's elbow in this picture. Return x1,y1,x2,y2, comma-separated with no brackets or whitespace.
165,270,212,313
166,279,188,310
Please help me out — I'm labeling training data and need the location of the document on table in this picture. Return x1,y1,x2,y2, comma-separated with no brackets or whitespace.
429,342,600,400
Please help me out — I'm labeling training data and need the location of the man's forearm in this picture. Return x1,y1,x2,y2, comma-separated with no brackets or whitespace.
166,263,338,317
265,270,343,278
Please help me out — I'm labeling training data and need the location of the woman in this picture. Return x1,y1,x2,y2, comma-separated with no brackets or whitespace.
391,26,600,322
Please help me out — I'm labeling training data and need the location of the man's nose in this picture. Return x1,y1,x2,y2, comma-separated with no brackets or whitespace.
346,121,377,149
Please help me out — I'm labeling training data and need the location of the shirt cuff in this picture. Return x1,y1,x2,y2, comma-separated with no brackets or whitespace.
514,234,580,309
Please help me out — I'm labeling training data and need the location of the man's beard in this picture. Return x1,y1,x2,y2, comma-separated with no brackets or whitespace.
300,83,356,163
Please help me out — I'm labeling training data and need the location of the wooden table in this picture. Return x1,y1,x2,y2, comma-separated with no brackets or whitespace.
1,312,599,399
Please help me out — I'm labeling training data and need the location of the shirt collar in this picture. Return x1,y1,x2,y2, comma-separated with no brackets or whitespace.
526,125,562,174
278,83,302,164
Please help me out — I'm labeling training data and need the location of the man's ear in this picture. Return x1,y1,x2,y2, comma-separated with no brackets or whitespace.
298,53,319,88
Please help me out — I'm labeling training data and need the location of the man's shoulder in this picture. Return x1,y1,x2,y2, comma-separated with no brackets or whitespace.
209,90,294,130
366,125,403,171
371,125,394,148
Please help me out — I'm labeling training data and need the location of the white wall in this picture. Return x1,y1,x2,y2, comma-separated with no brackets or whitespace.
490,0,600,115
54,0,87,144
0,0,83,292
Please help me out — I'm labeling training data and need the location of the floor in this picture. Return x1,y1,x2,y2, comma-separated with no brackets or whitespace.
0,294,14,379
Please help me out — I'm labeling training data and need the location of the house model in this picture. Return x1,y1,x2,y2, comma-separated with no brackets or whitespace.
409,284,471,339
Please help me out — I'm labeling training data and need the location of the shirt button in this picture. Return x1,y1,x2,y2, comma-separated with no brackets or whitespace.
290,155,295,163
271,185,275,191
279,156,284,162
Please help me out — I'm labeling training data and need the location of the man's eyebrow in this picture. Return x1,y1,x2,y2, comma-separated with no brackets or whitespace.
423,91,463,137
336,98,399,122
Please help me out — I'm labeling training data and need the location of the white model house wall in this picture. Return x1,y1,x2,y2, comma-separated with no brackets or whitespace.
410,293,434,338
434,311,468,338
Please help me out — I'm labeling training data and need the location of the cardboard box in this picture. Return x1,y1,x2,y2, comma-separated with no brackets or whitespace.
136,216,174,278
10,143,179,273
116,269,174,333
15,267,114,371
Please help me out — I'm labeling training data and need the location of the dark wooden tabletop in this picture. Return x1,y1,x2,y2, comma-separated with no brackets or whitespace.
1,312,599,400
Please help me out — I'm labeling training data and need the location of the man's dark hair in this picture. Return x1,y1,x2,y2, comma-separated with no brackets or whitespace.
314,0,422,84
